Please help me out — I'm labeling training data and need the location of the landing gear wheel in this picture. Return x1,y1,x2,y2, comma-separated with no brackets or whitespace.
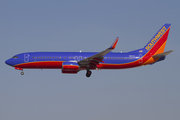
21,72,24,75
86,70,92,77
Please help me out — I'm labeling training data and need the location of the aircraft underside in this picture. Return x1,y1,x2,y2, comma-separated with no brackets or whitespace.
13,60,143,77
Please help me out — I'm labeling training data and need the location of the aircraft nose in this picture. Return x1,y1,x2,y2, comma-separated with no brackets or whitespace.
5,59,12,66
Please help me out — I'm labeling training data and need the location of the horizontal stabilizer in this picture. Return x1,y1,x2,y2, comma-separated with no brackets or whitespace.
153,50,174,59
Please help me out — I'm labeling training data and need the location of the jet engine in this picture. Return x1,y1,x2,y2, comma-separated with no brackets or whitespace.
62,62,79,74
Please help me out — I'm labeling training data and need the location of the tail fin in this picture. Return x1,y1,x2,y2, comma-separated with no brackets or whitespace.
144,23,171,55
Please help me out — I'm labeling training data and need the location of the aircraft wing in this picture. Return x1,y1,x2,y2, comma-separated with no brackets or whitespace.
78,37,119,68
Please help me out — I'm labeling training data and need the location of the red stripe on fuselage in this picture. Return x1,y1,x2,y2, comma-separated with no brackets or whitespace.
100,62,141,69
14,61,63,69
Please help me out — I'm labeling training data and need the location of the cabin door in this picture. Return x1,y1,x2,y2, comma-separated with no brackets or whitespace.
139,54,143,63
24,54,29,62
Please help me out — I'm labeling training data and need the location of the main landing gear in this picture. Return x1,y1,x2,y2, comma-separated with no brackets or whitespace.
86,70,92,77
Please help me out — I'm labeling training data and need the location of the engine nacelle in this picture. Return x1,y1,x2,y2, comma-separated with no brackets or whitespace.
62,62,79,74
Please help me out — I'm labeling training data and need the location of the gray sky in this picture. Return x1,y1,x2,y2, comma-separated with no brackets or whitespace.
1,0,180,120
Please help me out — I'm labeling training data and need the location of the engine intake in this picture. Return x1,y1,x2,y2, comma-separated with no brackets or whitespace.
62,62,79,74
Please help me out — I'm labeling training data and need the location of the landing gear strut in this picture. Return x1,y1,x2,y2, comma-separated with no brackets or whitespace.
86,70,92,77
15,67,24,75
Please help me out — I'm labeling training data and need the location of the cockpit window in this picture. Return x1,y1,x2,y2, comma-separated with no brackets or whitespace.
12,56,18,59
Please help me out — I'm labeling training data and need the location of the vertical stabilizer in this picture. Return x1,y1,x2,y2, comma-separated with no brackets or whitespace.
144,23,171,55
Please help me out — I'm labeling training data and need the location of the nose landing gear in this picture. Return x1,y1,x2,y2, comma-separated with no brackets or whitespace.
21,71,24,75
15,67,24,75
86,70,92,77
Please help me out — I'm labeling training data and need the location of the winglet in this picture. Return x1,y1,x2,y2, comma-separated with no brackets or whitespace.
109,37,119,49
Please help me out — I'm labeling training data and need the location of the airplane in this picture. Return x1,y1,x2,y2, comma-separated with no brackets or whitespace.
5,23,173,77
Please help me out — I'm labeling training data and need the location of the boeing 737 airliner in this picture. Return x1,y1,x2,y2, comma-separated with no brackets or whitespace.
5,24,173,77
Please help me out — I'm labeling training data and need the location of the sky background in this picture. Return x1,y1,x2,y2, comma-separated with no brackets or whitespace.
1,0,180,120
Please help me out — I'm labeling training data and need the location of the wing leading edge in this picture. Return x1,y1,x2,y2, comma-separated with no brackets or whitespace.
78,37,119,69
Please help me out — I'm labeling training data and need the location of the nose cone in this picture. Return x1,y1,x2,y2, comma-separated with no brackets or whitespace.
5,59,13,66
